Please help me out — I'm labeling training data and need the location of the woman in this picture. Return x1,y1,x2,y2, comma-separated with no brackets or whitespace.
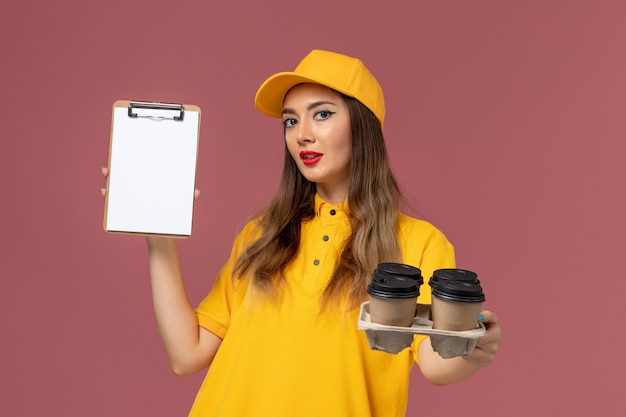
103,49,501,417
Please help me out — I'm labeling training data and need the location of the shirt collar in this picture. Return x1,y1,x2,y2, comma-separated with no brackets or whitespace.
315,193,349,217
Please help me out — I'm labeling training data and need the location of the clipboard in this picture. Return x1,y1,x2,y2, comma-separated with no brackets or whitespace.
104,100,201,237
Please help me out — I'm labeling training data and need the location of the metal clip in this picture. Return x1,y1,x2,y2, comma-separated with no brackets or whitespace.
128,101,185,121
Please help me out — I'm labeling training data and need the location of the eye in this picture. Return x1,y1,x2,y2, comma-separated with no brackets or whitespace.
283,118,297,128
314,111,335,120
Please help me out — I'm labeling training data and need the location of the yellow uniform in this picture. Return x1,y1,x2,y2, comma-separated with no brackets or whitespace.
193,195,455,416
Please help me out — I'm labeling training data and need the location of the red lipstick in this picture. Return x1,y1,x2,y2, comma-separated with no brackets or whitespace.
300,150,323,166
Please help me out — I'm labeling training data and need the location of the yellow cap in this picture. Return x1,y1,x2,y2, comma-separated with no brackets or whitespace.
255,50,385,126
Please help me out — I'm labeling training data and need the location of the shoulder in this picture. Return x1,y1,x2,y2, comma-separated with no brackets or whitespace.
228,217,263,254
396,213,454,254
238,217,263,239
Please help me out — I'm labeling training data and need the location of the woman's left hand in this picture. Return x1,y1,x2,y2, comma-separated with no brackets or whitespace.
463,310,501,367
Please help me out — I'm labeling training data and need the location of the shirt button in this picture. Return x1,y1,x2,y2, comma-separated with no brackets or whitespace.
322,235,329,241
313,259,320,266
330,209,336,215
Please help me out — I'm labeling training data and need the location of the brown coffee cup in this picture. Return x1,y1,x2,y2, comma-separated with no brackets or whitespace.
431,278,485,331
366,263,423,327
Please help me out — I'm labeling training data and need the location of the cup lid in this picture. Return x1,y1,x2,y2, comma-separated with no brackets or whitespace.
431,279,486,303
367,276,420,299
367,263,422,299
429,268,479,288
375,262,423,284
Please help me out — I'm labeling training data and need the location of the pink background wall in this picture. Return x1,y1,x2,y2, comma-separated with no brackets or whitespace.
1,1,624,416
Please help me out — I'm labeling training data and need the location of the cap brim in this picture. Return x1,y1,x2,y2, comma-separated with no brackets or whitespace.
254,71,341,119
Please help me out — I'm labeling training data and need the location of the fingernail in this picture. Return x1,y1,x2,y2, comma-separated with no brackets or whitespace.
478,314,484,322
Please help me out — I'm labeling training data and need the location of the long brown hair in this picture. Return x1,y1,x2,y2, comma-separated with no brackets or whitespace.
233,93,402,310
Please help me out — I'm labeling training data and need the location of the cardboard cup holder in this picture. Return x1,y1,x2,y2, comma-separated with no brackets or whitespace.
357,302,486,358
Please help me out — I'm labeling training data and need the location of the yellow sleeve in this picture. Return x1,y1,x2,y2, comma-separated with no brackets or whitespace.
195,220,258,339
397,214,456,302
396,214,456,362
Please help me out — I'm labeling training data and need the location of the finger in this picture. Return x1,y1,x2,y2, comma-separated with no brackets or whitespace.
478,322,501,345
475,328,501,359
477,331,496,347
101,167,109,198
479,310,499,325
476,332,498,351
194,189,201,200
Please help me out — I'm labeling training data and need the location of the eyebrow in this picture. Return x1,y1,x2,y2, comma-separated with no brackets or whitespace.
281,100,337,116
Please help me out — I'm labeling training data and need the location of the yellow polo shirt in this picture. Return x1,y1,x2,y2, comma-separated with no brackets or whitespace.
192,195,455,417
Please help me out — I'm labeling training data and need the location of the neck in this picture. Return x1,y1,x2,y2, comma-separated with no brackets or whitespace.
316,183,348,205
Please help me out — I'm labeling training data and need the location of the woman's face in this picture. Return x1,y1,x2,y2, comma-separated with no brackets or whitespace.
282,83,352,203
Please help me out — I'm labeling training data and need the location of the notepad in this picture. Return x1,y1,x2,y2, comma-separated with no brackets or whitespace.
104,100,201,237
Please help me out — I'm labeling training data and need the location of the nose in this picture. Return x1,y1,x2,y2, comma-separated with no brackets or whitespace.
294,118,315,145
